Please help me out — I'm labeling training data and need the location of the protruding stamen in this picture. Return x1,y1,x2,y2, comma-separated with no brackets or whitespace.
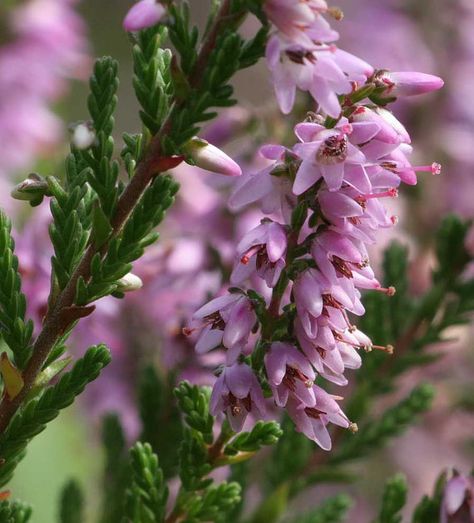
327,6,344,20
342,337,394,355
412,162,442,175
374,285,396,296
364,188,398,200
349,422,359,433
381,161,442,176
356,188,398,207
369,343,394,354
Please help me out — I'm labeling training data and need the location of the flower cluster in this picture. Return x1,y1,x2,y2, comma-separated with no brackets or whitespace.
264,0,442,117
189,0,443,449
0,0,89,179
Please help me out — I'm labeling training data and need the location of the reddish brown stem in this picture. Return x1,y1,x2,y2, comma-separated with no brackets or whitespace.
0,0,233,436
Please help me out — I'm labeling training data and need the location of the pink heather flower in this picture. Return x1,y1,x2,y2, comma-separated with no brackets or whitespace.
210,363,266,431
311,231,381,290
295,317,362,386
266,35,372,116
318,186,394,244
265,342,316,407
264,0,338,47
287,385,351,450
228,144,296,221
184,137,242,177
292,119,371,194
378,71,444,97
293,268,364,339
231,220,287,287
293,269,324,338
190,293,256,364
441,473,474,523
123,0,166,31
350,106,408,145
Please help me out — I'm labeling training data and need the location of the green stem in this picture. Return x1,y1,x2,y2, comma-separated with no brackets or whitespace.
208,420,234,465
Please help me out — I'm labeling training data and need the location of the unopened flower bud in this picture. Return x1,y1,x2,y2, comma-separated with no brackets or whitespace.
116,273,143,292
11,173,49,202
377,70,444,97
183,137,242,177
123,0,166,32
70,121,96,150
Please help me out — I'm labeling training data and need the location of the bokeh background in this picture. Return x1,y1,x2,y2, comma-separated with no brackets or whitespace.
1,0,473,521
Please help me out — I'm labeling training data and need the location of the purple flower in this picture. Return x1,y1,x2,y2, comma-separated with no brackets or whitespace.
295,317,362,386
287,385,353,450
292,119,369,194
231,220,287,288
293,269,325,338
189,293,256,364
123,0,166,32
264,0,338,47
266,35,372,116
210,363,266,431
441,473,474,523
294,267,365,339
265,342,316,407
228,144,297,221
350,106,409,145
318,186,394,243
311,231,381,291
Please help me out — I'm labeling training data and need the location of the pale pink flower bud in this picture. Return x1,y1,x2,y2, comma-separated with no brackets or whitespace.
123,0,166,32
184,137,242,177
116,273,143,292
11,173,49,202
381,71,444,97
70,122,96,150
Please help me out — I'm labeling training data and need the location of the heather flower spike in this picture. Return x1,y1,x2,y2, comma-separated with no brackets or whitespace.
194,0,444,451
123,0,166,31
